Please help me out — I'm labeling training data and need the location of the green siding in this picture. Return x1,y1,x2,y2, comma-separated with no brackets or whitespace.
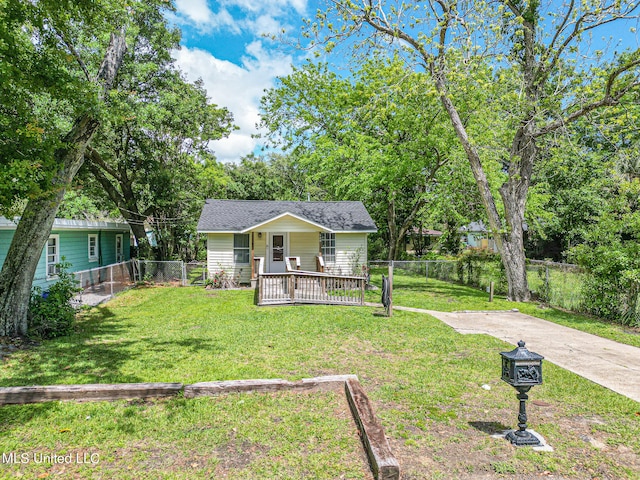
0,230,15,272
0,228,133,290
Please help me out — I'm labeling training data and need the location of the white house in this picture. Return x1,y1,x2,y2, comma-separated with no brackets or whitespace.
197,200,378,284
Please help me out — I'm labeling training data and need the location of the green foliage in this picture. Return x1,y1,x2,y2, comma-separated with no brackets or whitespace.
439,225,464,255
571,179,640,325
260,56,477,259
0,0,142,214
455,251,507,293
57,189,114,220
75,11,235,261
28,260,81,339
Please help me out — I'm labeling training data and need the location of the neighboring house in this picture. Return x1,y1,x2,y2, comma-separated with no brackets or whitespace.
197,200,378,284
0,217,131,290
460,221,498,252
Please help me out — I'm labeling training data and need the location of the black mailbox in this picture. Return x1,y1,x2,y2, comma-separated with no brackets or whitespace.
500,340,544,387
500,340,545,446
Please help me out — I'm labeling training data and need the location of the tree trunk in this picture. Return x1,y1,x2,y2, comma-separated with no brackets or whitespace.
85,153,152,259
497,120,536,302
0,116,99,336
431,66,532,301
128,221,151,259
0,30,127,336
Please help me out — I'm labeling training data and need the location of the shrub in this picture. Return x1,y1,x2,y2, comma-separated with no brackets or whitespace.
28,260,81,339
204,269,238,289
569,178,640,326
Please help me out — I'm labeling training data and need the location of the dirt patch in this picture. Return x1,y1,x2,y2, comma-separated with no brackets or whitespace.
380,401,640,480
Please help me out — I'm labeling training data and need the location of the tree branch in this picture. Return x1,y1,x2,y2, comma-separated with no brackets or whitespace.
86,146,121,180
56,30,91,82
96,26,127,97
536,54,640,136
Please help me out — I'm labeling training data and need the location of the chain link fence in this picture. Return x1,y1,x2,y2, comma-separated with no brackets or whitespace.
74,260,137,306
526,260,585,311
369,259,586,312
73,260,209,306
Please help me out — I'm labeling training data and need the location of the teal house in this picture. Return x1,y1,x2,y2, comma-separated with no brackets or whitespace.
0,217,131,290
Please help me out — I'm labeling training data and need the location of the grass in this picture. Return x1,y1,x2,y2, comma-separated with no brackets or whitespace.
0,284,639,478
367,267,640,348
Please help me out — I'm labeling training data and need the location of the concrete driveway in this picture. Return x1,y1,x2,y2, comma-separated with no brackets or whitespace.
395,306,640,404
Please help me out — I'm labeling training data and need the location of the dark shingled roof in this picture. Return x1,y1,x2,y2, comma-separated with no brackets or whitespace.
197,200,377,233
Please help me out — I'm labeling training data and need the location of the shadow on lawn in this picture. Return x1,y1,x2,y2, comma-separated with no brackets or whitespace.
2,305,223,389
0,307,140,387
469,421,512,435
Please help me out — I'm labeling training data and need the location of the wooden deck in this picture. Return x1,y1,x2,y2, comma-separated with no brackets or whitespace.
257,271,366,306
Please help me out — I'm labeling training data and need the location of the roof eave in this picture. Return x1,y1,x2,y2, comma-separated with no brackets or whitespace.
239,212,333,233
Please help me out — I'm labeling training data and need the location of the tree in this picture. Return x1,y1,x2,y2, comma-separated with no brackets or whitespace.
0,0,171,336
223,154,304,201
261,57,466,259
310,0,640,300
83,62,234,259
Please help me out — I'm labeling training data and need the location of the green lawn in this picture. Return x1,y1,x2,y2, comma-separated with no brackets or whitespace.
1,285,639,479
367,267,640,348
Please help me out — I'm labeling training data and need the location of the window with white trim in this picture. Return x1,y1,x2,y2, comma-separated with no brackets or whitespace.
115,234,124,262
88,234,98,262
320,233,335,263
46,235,60,277
234,234,250,264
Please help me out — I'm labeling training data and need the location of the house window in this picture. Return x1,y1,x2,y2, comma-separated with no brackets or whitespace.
234,234,250,264
46,235,60,277
115,234,124,263
88,234,98,262
320,233,335,263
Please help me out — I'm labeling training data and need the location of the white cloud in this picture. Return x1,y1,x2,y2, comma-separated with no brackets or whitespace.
174,0,238,32
172,44,293,163
174,0,213,24
174,0,309,35
169,1,311,162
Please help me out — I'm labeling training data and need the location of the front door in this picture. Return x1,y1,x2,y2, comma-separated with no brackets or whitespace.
269,233,287,273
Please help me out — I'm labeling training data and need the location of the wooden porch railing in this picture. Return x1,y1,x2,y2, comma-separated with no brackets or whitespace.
285,256,301,272
257,271,365,306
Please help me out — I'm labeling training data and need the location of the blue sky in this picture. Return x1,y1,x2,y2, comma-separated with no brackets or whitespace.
169,0,314,163
168,1,639,164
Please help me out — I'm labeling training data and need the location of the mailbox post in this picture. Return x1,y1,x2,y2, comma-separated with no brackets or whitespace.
500,340,544,446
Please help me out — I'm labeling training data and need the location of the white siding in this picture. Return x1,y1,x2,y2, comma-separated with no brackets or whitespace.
253,232,267,263
255,215,324,233
328,233,368,276
209,231,369,281
207,233,250,284
289,232,320,271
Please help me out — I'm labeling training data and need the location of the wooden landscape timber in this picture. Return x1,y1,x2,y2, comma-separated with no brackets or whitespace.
0,375,399,480
346,378,401,480
0,382,183,404
183,374,357,397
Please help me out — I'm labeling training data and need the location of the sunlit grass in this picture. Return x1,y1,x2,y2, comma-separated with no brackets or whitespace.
366,268,640,348
0,285,639,478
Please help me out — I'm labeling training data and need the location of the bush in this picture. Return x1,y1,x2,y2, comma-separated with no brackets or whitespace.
204,269,238,289
28,260,81,339
456,250,506,293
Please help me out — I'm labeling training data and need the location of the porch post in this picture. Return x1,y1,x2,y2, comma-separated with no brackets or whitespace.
251,232,255,279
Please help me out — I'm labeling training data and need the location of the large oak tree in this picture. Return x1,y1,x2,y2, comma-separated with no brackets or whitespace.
0,0,175,336
261,57,471,259
310,0,640,300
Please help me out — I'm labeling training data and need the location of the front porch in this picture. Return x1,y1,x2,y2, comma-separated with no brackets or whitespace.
254,257,366,306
